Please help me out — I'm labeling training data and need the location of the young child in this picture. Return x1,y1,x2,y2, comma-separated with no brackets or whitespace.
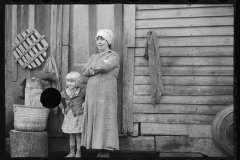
59,71,85,157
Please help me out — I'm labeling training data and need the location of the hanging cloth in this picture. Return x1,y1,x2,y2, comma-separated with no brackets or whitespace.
43,55,60,115
43,55,60,82
143,31,167,106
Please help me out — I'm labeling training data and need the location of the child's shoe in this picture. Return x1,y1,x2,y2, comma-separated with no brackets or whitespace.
75,150,81,158
65,149,75,157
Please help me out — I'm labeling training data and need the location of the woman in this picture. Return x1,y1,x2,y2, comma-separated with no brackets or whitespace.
81,29,120,157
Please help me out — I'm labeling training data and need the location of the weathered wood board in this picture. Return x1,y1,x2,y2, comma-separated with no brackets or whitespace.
136,4,233,10
141,123,212,138
155,136,229,157
133,104,226,115
136,36,233,47
136,27,234,38
135,66,234,76
159,152,203,157
135,57,233,66
136,17,233,28
122,4,135,133
136,46,233,57
134,76,233,85
119,136,155,151
136,6,233,19
129,122,139,137
134,114,215,124
134,95,233,104
134,85,233,95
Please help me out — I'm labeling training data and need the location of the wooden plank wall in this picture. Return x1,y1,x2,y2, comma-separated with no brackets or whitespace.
132,4,234,157
5,4,123,138
5,5,65,137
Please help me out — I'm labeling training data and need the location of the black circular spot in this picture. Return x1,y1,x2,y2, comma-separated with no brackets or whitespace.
40,88,61,109
41,0,52,3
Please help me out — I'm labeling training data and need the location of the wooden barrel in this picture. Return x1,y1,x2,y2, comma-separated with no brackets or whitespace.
13,104,50,132
10,130,48,157
211,104,234,155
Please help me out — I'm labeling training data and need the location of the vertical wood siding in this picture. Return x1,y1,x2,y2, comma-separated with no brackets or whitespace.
123,4,135,134
5,4,124,137
5,5,64,136
132,4,234,156
5,5,14,136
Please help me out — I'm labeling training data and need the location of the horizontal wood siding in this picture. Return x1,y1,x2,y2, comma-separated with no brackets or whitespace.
135,66,234,76
136,17,233,28
134,4,234,156
135,46,233,56
134,76,233,85
136,4,233,10
133,104,227,115
136,6,233,19
141,123,212,137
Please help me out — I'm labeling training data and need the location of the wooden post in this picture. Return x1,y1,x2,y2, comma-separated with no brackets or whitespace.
11,5,18,81
122,4,135,134
9,130,48,157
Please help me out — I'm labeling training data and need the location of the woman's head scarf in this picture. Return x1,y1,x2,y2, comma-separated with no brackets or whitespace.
95,29,113,44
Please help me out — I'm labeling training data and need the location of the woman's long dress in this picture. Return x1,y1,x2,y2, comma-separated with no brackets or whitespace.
81,50,120,150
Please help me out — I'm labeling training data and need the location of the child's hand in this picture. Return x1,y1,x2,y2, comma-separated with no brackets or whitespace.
82,102,85,109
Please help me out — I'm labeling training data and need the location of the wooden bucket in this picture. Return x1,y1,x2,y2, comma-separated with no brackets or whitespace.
211,104,234,155
13,104,50,132
25,78,48,107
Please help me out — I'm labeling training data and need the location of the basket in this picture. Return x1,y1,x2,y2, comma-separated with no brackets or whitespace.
13,104,50,132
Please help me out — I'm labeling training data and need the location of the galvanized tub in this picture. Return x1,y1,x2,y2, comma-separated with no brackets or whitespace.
13,104,50,132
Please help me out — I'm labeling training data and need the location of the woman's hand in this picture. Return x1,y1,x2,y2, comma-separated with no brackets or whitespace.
82,65,95,77
89,68,95,75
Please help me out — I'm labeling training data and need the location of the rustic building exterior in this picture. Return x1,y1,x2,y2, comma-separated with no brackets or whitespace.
5,4,234,157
